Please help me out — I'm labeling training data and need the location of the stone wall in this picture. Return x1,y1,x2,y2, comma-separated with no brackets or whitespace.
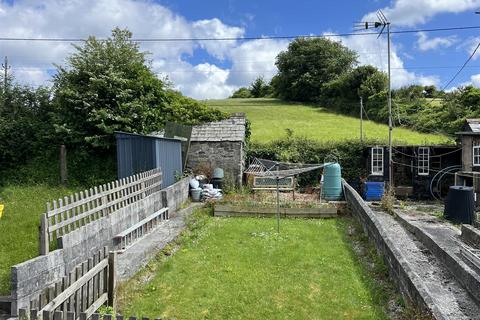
343,182,439,317
9,177,190,316
187,141,244,186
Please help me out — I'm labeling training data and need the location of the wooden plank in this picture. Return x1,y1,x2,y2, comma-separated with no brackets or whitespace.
42,259,108,313
39,213,49,255
82,293,108,320
108,251,116,306
114,208,168,238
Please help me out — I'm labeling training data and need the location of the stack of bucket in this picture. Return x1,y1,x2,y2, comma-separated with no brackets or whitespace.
212,168,224,189
189,178,202,202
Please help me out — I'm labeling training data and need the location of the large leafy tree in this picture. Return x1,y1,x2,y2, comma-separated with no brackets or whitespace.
53,28,224,150
274,37,358,102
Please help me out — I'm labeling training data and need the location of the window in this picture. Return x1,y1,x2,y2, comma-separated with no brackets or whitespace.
418,147,429,176
474,143,480,166
371,147,384,175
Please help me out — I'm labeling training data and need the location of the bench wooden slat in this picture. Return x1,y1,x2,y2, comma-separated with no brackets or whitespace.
114,207,168,239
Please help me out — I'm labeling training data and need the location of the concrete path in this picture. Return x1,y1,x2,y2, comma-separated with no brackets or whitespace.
116,203,203,281
396,211,480,311
370,206,480,319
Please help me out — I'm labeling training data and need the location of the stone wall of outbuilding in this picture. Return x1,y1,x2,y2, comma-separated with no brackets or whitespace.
187,141,244,186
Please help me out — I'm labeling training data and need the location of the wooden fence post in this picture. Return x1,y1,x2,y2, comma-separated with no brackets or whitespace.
108,251,117,307
39,213,49,255
60,144,68,186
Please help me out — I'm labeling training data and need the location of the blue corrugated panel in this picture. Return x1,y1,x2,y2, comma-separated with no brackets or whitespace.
115,132,182,187
364,182,385,201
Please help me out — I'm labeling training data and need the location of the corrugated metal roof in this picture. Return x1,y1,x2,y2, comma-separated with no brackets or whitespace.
191,113,246,142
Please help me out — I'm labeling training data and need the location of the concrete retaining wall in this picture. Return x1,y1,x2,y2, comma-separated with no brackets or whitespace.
461,224,480,249
163,177,190,214
343,182,439,317
9,177,190,316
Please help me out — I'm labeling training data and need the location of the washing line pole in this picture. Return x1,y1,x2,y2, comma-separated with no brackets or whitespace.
275,162,280,233
360,96,363,143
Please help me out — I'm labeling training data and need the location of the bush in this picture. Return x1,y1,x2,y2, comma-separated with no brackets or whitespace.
248,133,382,186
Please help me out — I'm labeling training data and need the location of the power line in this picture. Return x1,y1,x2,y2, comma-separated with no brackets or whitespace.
0,25,480,42
441,41,480,90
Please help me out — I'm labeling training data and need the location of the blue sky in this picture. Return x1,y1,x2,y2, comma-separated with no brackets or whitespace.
1,0,480,98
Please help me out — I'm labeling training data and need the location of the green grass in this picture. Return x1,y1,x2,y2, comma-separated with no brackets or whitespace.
118,211,389,320
206,98,451,145
0,185,76,295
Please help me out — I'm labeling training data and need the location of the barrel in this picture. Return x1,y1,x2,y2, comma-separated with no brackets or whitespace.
323,163,343,200
190,188,202,202
364,182,385,201
444,186,475,224
213,168,224,179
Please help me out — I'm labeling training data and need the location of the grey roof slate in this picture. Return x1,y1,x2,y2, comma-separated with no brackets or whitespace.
191,113,246,142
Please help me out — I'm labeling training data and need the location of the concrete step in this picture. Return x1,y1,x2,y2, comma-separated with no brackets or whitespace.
370,207,480,319
396,212,480,309
115,202,203,281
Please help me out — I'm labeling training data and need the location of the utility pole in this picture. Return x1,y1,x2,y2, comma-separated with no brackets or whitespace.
387,21,393,190
1,56,10,116
360,96,363,143
356,10,393,189
2,56,9,95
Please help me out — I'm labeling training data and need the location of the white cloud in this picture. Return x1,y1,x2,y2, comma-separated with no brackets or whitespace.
227,39,289,86
0,0,249,98
470,74,480,86
456,73,480,88
416,32,457,51
363,0,480,27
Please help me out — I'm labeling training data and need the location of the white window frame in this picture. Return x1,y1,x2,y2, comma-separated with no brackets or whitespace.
418,147,429,176
371,147,384,176
473,143,480,166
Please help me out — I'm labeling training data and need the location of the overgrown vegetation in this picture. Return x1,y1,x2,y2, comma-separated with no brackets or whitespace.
117,208,393,319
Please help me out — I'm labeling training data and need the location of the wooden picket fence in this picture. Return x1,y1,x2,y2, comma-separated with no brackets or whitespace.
19,310,162,320
23,247,115,320
40,169,162,254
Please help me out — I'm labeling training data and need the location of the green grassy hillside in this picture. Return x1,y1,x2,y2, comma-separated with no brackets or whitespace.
206,98,451,145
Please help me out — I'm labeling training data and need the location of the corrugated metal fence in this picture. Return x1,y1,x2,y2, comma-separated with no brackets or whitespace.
115,132,182,187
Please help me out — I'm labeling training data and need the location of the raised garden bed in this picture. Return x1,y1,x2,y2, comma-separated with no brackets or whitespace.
214,204,337,218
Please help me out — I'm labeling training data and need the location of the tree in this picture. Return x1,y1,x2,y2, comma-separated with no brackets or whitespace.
249,76,270,98
53,28,224,150
230,87,252,98
321,65,387,114
274,37,358,102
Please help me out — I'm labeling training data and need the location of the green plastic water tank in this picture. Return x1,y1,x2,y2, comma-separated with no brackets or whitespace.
323,163,343,201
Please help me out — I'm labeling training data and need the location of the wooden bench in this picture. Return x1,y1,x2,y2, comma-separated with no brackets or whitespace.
113,207,169,252
252,176,296,199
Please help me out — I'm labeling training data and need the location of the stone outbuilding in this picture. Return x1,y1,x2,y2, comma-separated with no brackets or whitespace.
187,113,246,186
455,119,480,198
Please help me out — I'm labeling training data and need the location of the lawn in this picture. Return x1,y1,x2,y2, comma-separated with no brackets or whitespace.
0,185,76,295
206,98,452,145
118,211,389,320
